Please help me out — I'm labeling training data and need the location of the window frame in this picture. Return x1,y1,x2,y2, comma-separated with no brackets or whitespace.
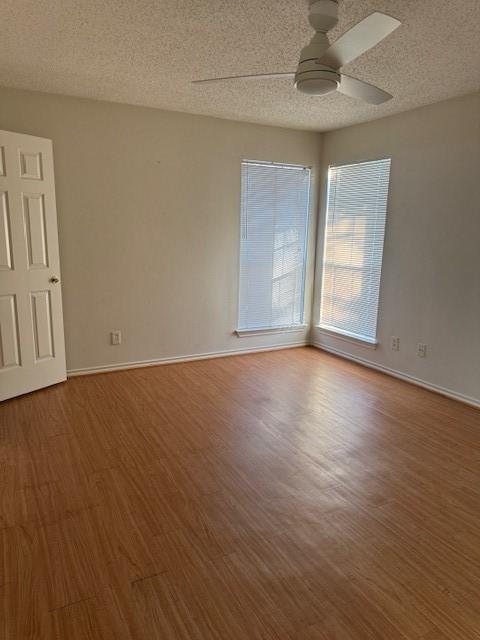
235,159,312,336
317,157,392,346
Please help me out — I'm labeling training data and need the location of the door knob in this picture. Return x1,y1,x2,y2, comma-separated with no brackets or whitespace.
49,276,60,284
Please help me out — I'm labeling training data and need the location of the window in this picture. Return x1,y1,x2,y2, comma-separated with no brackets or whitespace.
319,158,391,344
237,160,311,333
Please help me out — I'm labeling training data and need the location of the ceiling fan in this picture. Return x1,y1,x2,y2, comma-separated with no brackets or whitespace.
193,0,401,105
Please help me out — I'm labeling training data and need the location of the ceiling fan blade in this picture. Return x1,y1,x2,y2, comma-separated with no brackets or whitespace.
192,72,295,85
337,74,393,105
320,12,401,68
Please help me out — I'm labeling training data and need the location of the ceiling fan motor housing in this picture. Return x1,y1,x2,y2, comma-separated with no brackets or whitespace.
295,61,340,96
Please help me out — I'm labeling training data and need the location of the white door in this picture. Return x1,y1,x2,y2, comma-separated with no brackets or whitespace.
0,130,66,402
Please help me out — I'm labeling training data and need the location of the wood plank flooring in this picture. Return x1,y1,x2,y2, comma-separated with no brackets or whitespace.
1,346,480,639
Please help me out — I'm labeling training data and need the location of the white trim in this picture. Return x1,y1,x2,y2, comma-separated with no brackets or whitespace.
235,324,308,337
66,337,480,411
67,341,307,377
329,156,392,170
315,325,378,348
242,159,311,171
311,341,480,410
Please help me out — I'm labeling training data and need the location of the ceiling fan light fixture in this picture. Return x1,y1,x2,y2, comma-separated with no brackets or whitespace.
295,75,338,96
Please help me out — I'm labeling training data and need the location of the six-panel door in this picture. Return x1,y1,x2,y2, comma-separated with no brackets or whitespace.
0,130,66,402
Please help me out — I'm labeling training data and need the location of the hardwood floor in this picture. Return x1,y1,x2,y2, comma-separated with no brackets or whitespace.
1,346,480,639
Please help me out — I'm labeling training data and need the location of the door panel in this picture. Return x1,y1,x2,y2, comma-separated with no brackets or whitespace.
23,193,49,268
0,129,65,401
0,294,21,369
0,191,13,270
19,150,43,180
31,290,54,360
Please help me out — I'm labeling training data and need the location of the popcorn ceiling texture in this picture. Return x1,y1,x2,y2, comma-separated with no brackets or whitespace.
1,0,479,131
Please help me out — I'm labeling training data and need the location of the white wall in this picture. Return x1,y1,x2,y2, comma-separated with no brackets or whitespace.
312,92,480,404
0,86,321,373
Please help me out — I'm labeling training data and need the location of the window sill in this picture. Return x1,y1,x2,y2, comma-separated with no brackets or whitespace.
235,324,308,337
315,325,378,349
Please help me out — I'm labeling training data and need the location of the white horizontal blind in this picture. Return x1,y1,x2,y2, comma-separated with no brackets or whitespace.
238,161,311,330
320,158,391,343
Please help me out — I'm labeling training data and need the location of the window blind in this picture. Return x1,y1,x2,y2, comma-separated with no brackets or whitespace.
238,161,311,331
319,158,391,343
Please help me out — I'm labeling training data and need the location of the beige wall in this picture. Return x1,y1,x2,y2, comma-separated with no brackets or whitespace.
2,85,478,403
312,92,480,404
0,86,321,372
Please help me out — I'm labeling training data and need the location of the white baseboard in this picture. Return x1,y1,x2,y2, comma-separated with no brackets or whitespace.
66,338,480,411
311,341,480,410
67,340,307,377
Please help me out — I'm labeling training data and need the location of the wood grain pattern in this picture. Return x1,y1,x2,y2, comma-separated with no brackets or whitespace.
1,346,480,639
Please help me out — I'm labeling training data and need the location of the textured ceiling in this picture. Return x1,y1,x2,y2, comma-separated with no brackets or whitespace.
1,0,480,131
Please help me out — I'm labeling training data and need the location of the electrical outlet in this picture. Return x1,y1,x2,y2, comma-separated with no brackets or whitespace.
417,343,427,358
111,330,122,346
391,336,400,351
